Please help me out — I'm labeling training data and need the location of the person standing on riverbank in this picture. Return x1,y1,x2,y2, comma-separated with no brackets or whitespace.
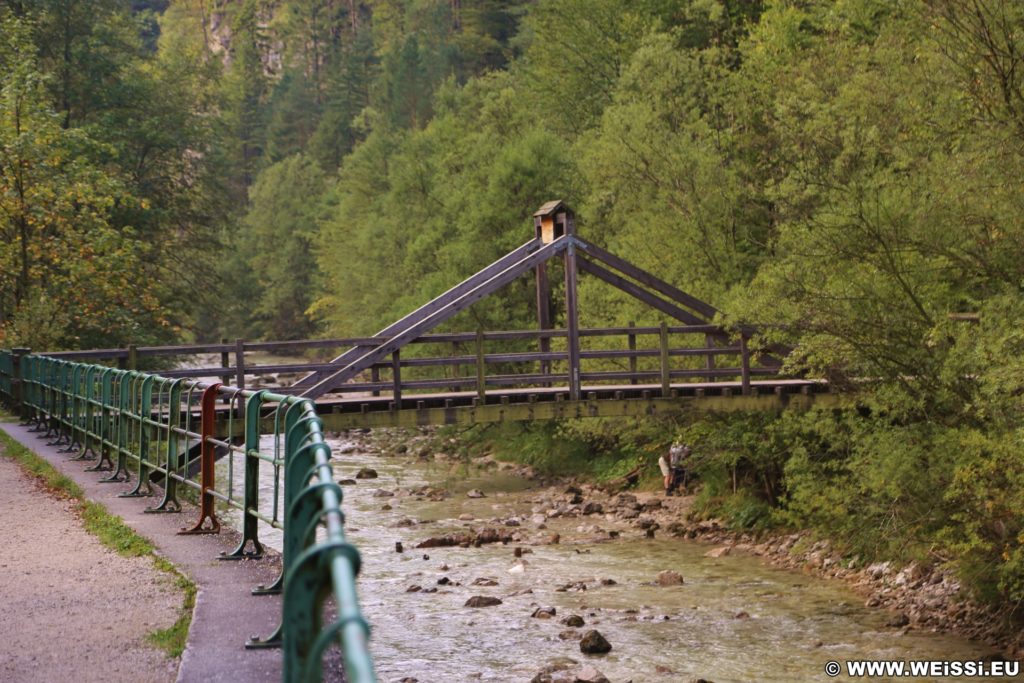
659,443,690,496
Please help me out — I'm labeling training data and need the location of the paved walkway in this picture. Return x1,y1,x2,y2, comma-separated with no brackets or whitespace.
0,422,284,683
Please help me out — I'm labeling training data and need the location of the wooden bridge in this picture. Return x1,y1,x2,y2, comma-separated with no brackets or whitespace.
37,201,835,431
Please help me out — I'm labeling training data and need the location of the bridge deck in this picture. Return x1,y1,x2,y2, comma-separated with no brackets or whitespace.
276,378,835,430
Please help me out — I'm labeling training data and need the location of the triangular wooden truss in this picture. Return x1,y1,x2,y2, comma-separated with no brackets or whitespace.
293,201,757,400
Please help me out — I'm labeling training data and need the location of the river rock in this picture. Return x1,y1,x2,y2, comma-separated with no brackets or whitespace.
415,527,513,548
582,502,603,515
574,665,610,683
458,513,475,521
561,615,585,627
464,596,503,608
531,658,578,683
532,606,557,619
558,629,579,640
886,613,910,628
579,630,612,655
405,585,421,592
472,577,499,586
705,546,731,558
734,610,750,620
466,489,487,498
354,467,378,479
656,570,685,586
372,489,394,498
508,559,529,573
337,478,357,486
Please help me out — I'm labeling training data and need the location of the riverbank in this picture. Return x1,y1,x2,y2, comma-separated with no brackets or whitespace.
349,426,1023,666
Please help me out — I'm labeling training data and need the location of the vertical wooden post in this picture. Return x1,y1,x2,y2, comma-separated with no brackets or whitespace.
220,336,231,388
535,262,552,383
659,321,670,398
371,366,381,397
127,344,138,371
627,321,637,385
740,332,751,396
391,350,402,405
564,242,581,401
476,329,486,403
705,333,716,383
234,338,246,390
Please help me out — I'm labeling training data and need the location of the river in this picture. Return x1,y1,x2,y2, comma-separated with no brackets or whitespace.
217,435,999,683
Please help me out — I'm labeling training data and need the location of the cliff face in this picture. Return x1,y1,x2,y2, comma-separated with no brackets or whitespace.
204,1,285,74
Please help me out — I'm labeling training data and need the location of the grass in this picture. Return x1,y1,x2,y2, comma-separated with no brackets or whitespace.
0,423,197,659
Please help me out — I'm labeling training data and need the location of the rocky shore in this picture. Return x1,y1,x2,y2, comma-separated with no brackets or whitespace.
337,427,1023,674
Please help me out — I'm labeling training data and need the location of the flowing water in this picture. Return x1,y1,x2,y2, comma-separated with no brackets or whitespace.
218,438,1005,683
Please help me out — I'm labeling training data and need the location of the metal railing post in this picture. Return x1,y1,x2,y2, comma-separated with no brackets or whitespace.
180,383,222,534
12,347,30,419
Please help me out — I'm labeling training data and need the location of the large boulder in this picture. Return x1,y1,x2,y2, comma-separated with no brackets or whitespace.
579,630,612,654
464,596,502,608
656,570,685,586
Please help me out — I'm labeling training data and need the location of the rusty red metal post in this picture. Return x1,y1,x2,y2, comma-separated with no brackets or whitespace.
180,383,222,535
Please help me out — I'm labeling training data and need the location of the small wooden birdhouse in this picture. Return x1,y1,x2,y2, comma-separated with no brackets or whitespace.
533,200,574,244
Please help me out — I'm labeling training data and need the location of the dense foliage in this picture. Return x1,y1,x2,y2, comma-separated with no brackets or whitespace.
2,0,1023,617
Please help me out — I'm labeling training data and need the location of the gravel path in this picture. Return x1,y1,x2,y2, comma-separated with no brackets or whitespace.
0,450,180,683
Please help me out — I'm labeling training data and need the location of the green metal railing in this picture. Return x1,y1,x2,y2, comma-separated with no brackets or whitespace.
0,349,376,683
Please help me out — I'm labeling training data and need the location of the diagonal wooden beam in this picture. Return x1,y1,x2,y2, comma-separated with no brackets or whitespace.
292,237,546,390
298,238,571,399
577,257,708,326
573,237,718,320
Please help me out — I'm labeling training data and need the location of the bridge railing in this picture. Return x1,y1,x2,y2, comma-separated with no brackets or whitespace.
0,350,376,683
33,323,781,400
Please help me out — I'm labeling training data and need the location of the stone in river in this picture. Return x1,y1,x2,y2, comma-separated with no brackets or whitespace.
472,577,499,586
886,613,910,628
337,478,357,485
466,489,487,498
531,606,557,619
355,468,378,479
372,489,394,498
574,665,610,683
405,585,421,592
458,513,475,521
561,615,585,627
464,595,503,608
734,610,750,620
558,629,579,641
705,546,731,558
530,658,578,683
579,630,612,654
656,570,684,586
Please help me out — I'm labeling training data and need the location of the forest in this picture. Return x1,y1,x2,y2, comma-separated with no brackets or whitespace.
1,0,1022,623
